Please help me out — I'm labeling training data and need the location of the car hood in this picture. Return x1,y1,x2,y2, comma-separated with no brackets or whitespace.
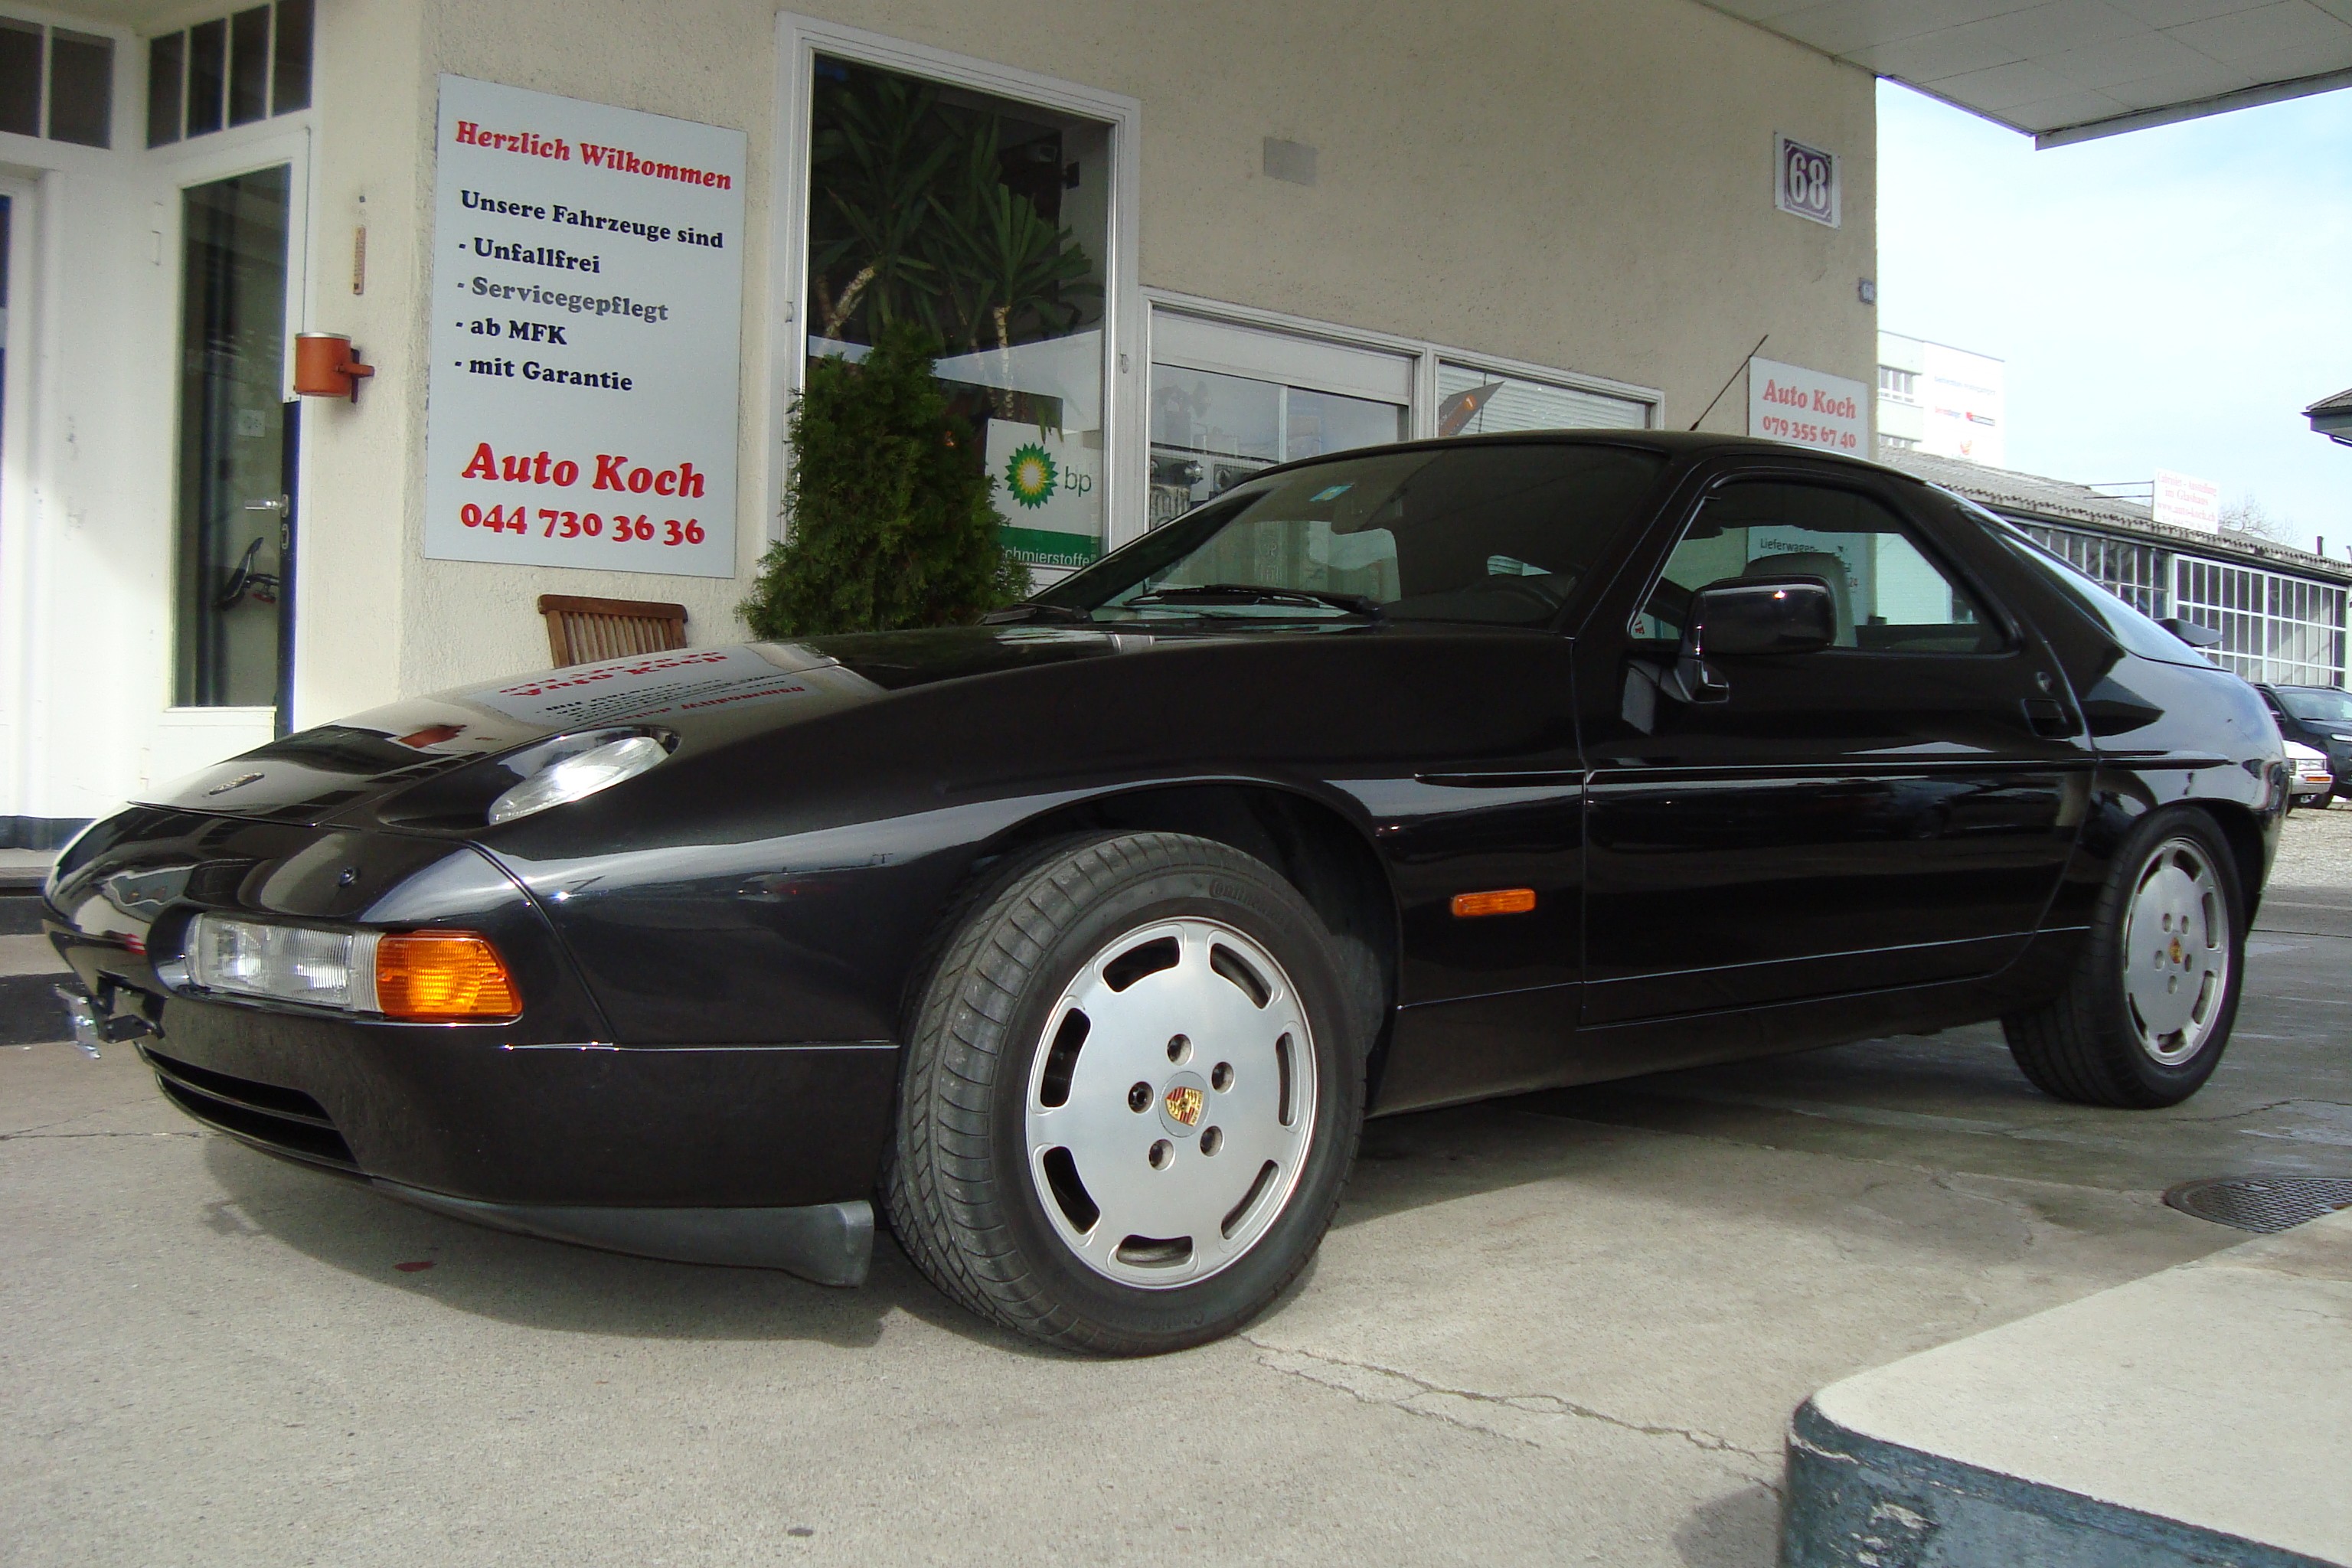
128,626,1353,826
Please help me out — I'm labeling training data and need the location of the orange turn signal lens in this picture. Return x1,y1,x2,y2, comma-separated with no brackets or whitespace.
1451,887,1537,918
373,932,521,1020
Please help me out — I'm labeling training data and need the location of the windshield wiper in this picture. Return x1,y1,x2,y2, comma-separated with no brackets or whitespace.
1123,583,1382,618
980,600,1093,625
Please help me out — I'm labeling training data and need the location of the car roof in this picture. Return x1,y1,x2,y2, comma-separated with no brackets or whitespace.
1242,428,1914,487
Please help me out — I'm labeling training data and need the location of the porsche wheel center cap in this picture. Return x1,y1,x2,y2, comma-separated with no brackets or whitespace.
1159,1072,1207,1138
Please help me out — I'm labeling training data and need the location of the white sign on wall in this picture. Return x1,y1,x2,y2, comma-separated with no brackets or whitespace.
1748,357,1867,456
2154,469,2222,533
424,75,746,578
1919,341,2005,467
1775,134,1840,228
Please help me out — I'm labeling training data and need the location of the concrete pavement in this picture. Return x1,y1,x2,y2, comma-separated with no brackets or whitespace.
5,825,2350,1565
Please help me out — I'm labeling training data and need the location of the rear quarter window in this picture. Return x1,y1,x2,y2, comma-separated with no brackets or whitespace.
1945,492,2213,670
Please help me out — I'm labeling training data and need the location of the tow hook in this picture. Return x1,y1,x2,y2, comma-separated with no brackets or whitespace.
54,985,153,1060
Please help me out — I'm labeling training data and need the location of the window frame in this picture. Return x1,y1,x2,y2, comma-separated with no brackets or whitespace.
0,8,132,158
769,15,1145,562
1142,288,1660,553
155,125,312,718
1625,465,2019,658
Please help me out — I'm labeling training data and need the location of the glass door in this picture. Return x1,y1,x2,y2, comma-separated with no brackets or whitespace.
173,164,291,709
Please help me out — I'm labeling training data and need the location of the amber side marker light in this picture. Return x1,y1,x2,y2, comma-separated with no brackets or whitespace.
1451,888,1537,918
374,933,522,1020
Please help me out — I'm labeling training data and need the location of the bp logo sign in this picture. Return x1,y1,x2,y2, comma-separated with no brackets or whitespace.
1004,443,1058,509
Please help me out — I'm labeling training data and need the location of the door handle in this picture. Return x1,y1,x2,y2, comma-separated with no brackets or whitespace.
243,495,289,513
2020,697,2080,738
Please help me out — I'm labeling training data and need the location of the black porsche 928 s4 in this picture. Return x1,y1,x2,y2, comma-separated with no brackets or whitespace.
47,433,2283,1354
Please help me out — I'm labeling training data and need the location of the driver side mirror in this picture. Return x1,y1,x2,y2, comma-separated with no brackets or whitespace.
1675,576,1837,702
2158,616,2223,649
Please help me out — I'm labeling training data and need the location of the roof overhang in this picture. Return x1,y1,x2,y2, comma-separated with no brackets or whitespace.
1704,1,2352,148
2310,389,2352,448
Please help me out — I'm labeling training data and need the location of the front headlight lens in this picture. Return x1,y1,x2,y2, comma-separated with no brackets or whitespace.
488,733,670,825
182,916,521,1019
188,916,376,1010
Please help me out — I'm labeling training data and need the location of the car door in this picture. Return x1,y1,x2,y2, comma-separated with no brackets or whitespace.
1575,462,2090,1028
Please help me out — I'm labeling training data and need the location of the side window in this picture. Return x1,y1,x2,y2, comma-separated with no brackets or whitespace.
1634,482,2003,654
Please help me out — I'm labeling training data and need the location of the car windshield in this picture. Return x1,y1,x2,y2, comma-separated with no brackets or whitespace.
1033,443,1668,627
2278,688,2352,723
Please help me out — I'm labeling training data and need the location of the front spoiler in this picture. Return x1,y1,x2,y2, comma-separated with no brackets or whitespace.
377,1184,875,1287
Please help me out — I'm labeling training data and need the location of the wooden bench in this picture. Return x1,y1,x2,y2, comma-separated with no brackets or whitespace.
537,594,689,667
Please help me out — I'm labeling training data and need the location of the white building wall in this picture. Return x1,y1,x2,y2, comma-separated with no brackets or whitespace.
5,0,1880,831
1877,328,2004,466
0,22,256,835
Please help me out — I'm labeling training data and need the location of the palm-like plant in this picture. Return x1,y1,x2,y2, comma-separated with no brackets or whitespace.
808,73,954,341
926,129,1099,416
807,60,1101,399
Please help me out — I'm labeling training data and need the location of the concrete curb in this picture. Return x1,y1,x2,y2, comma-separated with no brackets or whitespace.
1779,1207,2352,1567
1782,1397,2330,1567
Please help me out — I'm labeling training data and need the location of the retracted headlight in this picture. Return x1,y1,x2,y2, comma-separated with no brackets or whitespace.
183,915,521,1020
487,731,671,825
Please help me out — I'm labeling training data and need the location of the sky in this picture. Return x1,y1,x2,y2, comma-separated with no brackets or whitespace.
1875,79,2352,553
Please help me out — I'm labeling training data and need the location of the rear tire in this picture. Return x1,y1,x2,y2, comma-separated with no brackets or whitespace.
884,831,1365,1354
2002,808,2243,1108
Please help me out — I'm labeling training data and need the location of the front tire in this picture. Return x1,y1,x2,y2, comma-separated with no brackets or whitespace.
2003,808,2243,1108
885,832,1365,1354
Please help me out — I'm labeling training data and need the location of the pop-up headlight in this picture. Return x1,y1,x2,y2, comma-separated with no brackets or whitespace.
487,732,670,825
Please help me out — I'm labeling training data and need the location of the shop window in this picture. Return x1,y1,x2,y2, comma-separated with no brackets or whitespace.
802,54,1110,572
227,7,268,126
0,18,116,149
185,19,224,136
270,0,310,114
1435,361,1648,437
145,0,310,149
1148,312,1409,524
146,31,182,146
0,21,35,139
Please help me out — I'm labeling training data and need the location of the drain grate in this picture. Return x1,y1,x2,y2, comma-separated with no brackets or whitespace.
2163,1176,2352,1234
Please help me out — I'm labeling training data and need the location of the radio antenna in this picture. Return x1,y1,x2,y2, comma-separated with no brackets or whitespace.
1689,334,1770,432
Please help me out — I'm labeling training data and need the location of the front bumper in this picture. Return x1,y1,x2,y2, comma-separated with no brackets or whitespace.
45,809,898,1283
124,1004,890,1285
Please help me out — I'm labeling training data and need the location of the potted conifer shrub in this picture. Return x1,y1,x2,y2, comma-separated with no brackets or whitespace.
741,323,1029,637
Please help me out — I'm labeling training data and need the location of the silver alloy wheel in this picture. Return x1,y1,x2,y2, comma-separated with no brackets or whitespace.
1024,916,1317,1288
2121,835,2230,1066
